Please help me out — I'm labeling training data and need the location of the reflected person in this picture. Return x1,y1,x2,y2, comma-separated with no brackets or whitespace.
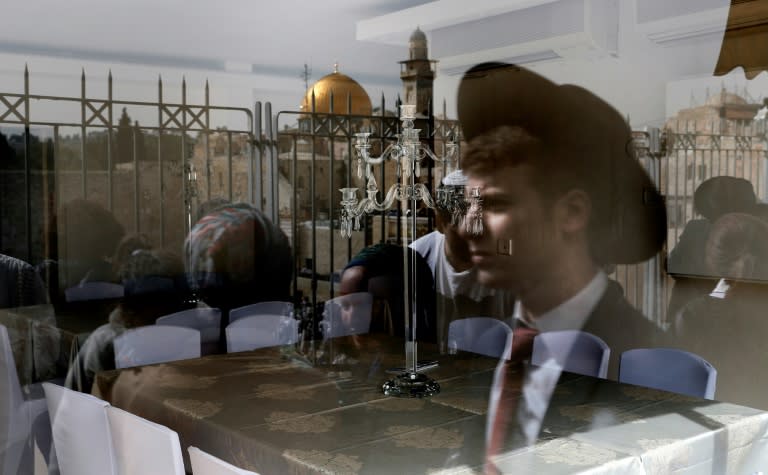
455,62,667,461
410,170,515,352
667,176,756,319
184,203,293,349
676,212,768,409
66,249,190,393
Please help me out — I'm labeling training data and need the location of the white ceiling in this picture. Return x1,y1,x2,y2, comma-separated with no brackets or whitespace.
0,0,432,85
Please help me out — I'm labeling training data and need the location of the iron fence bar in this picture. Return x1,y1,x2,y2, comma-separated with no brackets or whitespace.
426,98,434,232
23,128,31,262
328,90,336,300
181,78,190,234
378,94,386,244
310,91,318,308
395,95,402,245
157,75,165,248
22,66,32,262
133,126,140,234
346,93,353,262
272,115,280,224
264,103,275,222
106,71,114,212
254,102,262,211
53,125,61,267
227,130,233,202
205,81,211,203
292,134,299,301
80,70,87,199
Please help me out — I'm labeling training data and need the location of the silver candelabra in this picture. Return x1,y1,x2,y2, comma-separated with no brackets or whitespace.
339,104,481,397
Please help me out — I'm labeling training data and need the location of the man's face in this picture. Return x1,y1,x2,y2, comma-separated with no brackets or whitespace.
460,164,563,294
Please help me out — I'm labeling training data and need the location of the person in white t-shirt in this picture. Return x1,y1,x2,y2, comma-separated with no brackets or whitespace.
410,170,515,352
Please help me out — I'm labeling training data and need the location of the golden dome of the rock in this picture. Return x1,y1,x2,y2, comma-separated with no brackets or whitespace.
300,67,372,116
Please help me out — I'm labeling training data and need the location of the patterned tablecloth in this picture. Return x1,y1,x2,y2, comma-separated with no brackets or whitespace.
93,335,768,474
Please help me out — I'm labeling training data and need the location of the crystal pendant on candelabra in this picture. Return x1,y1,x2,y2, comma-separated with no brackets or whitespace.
339,188,359,238
466,186,484,235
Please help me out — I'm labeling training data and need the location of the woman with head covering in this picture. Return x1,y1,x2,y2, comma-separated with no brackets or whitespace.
184,202,293,318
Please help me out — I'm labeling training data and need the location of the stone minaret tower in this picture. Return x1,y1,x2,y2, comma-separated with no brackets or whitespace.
400,27,435,118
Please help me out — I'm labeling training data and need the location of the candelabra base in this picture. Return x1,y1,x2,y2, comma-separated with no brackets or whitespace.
382,372,440,398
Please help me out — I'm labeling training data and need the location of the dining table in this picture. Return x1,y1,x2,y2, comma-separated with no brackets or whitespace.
92,334,768,474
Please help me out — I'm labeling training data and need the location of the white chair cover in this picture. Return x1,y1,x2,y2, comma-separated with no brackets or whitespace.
619,348,717,399
321,292,373,338
225,315,298,353
188,446,259,475
42,382,117,475
106,406,185,475
447,317,513,360
156,307,221,355
229,301,293,324
532,330,611,378
113,326,201,369
64,282,124,302
0,324,51,475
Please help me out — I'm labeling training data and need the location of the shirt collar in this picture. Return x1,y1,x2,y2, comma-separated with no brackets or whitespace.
529,270,608,332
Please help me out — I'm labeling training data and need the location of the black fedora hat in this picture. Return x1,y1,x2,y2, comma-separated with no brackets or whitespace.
457,62,666,265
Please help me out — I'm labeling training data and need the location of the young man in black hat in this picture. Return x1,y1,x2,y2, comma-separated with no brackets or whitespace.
457,62,666,377
453,63,667,466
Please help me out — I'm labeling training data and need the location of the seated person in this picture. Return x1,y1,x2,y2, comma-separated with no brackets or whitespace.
411,170,516,352
0,253,49,308
676,212,768,409
339,243,436,342
65,249,191,392
58,198,126,289
184,203,293,346
667,176,756,319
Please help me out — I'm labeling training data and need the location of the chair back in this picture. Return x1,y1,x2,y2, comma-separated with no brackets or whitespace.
42,382,117,475
0,324,27,474
64,282,124,302
188,446,259,475
113,326,201,369
106,406,185,475
156,307,221,355
531,330,610,378
447,317,513,360
321,292,373,338
619,348,717,399
229,301,294,324
225,315,298,353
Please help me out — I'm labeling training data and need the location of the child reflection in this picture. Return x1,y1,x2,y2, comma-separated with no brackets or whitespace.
675,212,768,409
66,249,190,393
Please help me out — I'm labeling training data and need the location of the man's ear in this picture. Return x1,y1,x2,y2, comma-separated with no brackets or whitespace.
554,189,591,235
